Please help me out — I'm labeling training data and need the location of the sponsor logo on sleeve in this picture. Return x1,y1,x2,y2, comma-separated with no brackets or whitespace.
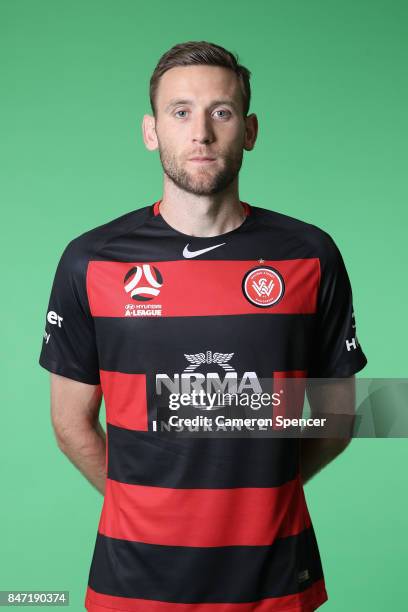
47,310,63,327
346,311,360,351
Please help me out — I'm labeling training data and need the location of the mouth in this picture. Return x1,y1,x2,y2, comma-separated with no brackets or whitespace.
188,157,217,164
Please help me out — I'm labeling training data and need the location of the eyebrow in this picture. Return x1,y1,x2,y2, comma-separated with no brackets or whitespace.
164,99,238,112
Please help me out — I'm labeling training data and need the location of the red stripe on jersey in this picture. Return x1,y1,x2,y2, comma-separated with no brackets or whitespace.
87,259,319,318
98,474,311,547
100,370,148,431
272,370,307,430
85,578,328,611
152,200,251,217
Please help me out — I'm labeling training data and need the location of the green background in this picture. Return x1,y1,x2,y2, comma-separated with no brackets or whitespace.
1,0,407,609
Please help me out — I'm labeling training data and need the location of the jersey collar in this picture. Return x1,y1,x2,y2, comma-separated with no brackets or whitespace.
152,200,252,217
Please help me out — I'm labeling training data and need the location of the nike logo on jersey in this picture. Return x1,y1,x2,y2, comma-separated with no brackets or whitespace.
183,242,226,258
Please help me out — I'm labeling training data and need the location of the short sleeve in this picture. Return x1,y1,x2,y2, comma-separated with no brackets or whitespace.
38,239,100,385
309,234,368,378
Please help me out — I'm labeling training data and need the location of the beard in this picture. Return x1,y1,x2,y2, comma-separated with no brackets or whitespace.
157,141,244,196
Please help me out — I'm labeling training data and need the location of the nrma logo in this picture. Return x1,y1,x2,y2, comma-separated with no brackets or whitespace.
156,350,263,395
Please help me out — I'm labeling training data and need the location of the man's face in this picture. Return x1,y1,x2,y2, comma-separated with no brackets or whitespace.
151,65,252,196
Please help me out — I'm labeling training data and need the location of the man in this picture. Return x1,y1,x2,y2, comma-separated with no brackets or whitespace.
39,41,367,611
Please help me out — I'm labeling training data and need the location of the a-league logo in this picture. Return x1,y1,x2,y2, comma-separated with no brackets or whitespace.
124,264,163,301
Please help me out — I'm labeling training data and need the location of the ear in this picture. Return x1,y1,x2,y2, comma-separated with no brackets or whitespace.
142,114,158,151
243,113,258,151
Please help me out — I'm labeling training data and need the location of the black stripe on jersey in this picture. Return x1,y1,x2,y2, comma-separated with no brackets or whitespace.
84,204,330,263
95,314,315,377
107,425,300,488
88,527,324,603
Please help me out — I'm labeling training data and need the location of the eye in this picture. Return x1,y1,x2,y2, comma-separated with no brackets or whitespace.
175,110,188,118
214,109,231,119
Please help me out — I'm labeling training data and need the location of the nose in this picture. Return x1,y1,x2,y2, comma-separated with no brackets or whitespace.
191,111,215,145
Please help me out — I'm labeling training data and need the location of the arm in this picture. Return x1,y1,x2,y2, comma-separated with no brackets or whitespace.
300,375,356,485
50,372,106,495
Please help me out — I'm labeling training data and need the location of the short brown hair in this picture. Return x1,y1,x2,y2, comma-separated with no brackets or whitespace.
149,41,252,117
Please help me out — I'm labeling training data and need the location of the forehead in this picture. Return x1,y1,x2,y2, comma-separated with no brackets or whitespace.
156,65,241,107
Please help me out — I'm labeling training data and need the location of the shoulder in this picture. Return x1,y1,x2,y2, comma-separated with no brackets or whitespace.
67,205,150,257
57,205,151,273
252,204,343,263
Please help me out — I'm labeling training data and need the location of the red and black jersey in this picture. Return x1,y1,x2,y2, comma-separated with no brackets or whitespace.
39,200,367,611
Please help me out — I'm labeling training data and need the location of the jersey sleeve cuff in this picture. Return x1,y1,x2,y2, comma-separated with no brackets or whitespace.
38,355,101,385
309,353,368,378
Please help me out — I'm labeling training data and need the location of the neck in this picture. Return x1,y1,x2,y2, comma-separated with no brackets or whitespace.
158,177,246,238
